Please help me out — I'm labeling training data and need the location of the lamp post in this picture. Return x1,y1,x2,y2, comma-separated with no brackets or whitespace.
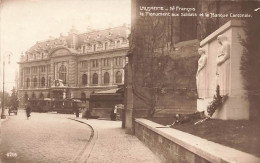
1,52,12,119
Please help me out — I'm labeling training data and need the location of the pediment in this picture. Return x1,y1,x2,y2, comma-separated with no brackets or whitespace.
50,47,71,57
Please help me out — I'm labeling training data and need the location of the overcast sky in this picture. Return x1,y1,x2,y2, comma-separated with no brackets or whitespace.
0,0,131,92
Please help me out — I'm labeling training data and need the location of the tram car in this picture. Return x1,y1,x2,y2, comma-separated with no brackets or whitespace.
52,99,82,114
28,98,82,114
28,98,51,112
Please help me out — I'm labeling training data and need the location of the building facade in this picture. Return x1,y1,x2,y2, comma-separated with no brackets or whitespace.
18,25,129,108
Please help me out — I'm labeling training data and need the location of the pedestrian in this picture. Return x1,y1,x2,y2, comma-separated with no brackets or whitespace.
26,105,31,120
75,108,79,118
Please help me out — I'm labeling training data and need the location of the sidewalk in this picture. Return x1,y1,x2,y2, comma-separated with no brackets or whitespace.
70,118,161,163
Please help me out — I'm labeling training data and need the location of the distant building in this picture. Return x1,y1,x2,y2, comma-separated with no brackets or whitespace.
17,25,129,108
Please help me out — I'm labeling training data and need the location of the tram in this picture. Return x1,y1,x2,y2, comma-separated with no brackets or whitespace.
28,98,82,114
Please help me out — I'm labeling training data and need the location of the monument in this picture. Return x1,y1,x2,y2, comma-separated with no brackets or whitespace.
196,48,207,99
197,20,249,120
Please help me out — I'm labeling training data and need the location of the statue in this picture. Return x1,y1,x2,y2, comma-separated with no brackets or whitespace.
216,35,230,96
196,48,207,98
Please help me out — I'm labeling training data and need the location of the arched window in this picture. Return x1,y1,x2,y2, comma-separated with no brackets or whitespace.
93,73,98,84
59,65,67,84
82,74,88,85
115,71,122,83
24,93,29,103
31,92,36,99
26,78,30,88
41,77,45,87
39,93,44,99
48,77,51,87
33,77,37,88
104,72,110,85
81,92,86,103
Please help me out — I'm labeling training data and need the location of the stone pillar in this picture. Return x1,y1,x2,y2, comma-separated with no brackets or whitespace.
87,60,91,86
110,58,114,85
98,59,102,85
197,20,249,120
122,57,125,83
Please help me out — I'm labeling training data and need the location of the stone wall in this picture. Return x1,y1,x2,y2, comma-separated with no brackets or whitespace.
135,118,260,163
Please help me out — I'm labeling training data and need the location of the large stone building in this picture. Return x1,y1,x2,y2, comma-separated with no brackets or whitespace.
17,25,129,108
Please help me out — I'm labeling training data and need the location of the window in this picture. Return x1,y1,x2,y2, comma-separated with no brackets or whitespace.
115,71,122,83
104,42,108,50
26,78,30,88
31,92,36,99
93,73,98,84
104,72,110,85
81,92,86,103
32,66,37,73
93,44,96,52
33,77,37,88
102,58,110,67
41,77,45,87
59,65,67,84
116,40,120,48
92,60,98,68
81,61,88,68
24,93,29,102
82,74,88,85
48,77,51,87
39,93,44,99
40,66,46,73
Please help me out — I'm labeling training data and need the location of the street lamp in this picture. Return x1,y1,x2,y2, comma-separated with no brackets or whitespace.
1,51,12,119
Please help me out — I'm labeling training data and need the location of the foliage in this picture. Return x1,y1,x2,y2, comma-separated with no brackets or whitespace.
240,1,260,119
0,91,10,107
10,88,19,108
207,85,227,117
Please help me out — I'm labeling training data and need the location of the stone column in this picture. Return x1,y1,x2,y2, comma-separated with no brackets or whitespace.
98,59,102,85
88,60,91,86
122,57,125,83
110,58,114,86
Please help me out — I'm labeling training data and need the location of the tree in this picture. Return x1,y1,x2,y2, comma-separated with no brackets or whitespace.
9,88,19,109
240,1,260,119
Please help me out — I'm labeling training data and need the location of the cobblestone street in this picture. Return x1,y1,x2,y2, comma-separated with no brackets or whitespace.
0,110,92,163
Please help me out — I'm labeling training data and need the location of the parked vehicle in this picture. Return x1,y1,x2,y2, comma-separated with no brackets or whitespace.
8,106,18,115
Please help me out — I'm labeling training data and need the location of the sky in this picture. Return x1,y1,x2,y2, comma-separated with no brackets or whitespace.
0,0,131,92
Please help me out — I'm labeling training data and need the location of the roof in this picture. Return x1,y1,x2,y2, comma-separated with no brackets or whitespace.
78,25,129,45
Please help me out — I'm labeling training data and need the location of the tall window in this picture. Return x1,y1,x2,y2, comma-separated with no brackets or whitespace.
24,93,29,103
82,74,88,85
48,77,51,87
33,77,37,88
104,42,108,50
93,73,98,84
81,92,86,103
39,93,44,99
26,78,30,88
59,65,67,84
93,44,96,52
41,77,45,87
31,92,36,99
104,72,110,85
115,71,122,83
116,40,120,48
92,60,98,68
